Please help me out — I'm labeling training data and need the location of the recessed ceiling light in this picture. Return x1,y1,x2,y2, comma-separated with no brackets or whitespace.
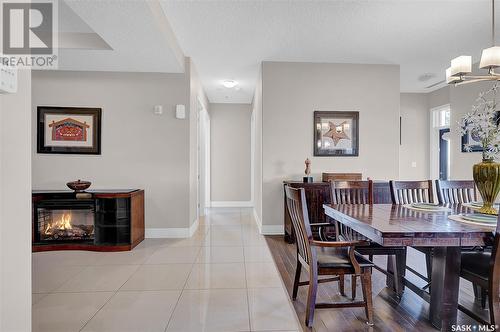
222,80,238,88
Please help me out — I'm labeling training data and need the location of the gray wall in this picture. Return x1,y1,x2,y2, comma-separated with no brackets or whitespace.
1,69,32,331
261,61,400,227
400,93,429,180
210,103,252,202
31,70,192,230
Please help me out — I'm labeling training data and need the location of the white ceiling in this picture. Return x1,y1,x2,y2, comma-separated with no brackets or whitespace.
56,0,498,104
160,0,497,103
57,0,184,73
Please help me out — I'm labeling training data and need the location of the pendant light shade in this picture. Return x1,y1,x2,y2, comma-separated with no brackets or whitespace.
480,46,500,69
450,56,472,76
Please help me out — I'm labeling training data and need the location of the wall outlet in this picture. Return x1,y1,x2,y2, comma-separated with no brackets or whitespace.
0,64,17,94
411,161,417,168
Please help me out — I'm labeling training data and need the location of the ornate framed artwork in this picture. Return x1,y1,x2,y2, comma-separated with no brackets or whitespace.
37,106,102,154
461,129,483,152
313,111,359,157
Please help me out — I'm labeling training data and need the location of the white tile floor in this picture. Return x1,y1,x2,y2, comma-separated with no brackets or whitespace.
32,208,301,332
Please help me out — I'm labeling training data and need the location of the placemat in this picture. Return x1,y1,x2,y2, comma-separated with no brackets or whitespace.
448,214,497,228
403,204,452,212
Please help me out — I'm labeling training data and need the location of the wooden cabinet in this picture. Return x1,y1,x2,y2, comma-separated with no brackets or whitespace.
283,181,391,243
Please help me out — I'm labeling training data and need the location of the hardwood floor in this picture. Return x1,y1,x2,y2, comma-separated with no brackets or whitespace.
265,235,490,331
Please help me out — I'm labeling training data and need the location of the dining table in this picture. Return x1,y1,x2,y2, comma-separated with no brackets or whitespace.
323,203,495,331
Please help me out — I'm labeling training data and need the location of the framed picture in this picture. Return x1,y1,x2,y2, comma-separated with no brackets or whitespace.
461,129,483,152
37,106,102,154
461,112,500,153
313,111,359,157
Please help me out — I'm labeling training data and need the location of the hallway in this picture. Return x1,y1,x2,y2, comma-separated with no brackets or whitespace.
32,208,300,332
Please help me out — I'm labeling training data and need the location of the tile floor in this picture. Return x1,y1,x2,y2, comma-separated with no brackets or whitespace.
32,208,300,332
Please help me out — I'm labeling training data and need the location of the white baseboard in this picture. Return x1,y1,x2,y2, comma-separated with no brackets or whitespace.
210,201,253,208
253,208,262,233
261,224,284,235
146,219,199,238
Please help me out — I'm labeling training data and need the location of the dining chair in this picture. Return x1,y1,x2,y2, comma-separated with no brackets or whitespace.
389,180,434,204
322,172,362,182
435,180,477,205
331,180,406,299
284,185,374,327
389,180,434,291
459,216,500,326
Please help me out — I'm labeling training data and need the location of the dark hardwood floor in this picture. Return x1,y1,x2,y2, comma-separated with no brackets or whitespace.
265,235,490,332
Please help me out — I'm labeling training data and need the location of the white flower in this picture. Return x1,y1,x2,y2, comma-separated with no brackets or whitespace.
458,83,500,160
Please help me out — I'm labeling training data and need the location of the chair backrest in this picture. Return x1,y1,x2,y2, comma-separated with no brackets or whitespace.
322,172,362,182
389,180,434,204
284,186,313,267
435,180,477,204
331,180,373,205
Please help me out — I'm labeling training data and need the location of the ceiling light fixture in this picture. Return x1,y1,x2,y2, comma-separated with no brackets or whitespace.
446,0,500,85
222,80,238,88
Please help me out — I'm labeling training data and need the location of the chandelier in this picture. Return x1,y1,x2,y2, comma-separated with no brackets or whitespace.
446,0,500,85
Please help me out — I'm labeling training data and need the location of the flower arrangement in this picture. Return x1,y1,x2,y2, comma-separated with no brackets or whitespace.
459,83,500,161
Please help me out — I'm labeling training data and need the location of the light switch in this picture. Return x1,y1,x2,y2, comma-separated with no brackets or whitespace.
411,161,417,168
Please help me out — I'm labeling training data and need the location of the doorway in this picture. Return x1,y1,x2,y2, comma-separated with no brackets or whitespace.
439,128,450,180
430,105,451,179
197,98,210,217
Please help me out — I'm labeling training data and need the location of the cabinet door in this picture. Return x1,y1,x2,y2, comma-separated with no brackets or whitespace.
95,198,131,245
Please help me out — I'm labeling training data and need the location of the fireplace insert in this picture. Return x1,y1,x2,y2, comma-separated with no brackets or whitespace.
35,199,95,243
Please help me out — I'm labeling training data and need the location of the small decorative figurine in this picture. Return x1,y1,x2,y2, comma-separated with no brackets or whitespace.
303,158,313,183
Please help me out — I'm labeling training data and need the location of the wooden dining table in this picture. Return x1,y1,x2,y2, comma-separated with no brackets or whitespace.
323,203,495,331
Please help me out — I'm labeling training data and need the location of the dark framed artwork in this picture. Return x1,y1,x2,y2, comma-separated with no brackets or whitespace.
461,112,500,153
313,111,359,157
461,129,483,152
37,106,102,154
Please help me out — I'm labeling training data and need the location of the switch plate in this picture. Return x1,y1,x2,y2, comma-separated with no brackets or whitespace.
411,161,417,168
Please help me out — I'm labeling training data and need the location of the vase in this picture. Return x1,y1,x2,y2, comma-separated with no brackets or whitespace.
473,158,500,215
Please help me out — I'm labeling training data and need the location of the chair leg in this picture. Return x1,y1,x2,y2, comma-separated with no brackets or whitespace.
396,249,407,296
305,271,318,327
368,254,373,262
292,260,302,300
425,252,433,281
351,275,357,300
390,255,401,299
489,287,499,326
361,270,374,326
338,274,345,296
481,287,488,310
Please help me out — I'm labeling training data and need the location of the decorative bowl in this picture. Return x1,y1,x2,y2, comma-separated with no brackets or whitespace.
66,179,91,192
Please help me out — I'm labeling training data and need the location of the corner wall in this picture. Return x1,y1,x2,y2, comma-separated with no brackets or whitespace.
0,69,32,331
261,61,400,229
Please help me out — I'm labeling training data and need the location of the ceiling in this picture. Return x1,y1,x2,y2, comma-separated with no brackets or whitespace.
160,0,496,103
57,0,497,104
57,0,184,73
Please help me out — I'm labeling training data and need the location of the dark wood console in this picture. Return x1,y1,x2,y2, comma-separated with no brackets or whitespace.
283,181,391,243
32,189,144,252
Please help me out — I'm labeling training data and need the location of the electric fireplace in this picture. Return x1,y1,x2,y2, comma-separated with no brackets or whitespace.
35,200,95,243
32,189,145,252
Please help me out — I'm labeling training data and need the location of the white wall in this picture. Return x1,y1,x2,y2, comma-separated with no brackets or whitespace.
252,67,263,228
399,93,429,180
188,59,209,225
449,82,496,179
32,70,192,231
261,61,400,227
210,103,252,203
0,69,32,331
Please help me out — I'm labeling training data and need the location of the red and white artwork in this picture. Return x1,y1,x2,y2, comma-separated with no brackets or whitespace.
44,114,94,148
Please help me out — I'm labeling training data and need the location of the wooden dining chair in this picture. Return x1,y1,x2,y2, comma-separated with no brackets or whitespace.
435,180,477,205
285,185,374,327
389,180,434,204
322,172,362,182
331,180,406,299
459,216,500,326
390,180,435,291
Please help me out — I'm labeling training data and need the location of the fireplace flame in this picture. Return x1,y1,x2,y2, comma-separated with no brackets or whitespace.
44,213,73,234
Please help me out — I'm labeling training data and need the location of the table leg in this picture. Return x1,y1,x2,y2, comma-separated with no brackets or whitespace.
429,246,461,331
